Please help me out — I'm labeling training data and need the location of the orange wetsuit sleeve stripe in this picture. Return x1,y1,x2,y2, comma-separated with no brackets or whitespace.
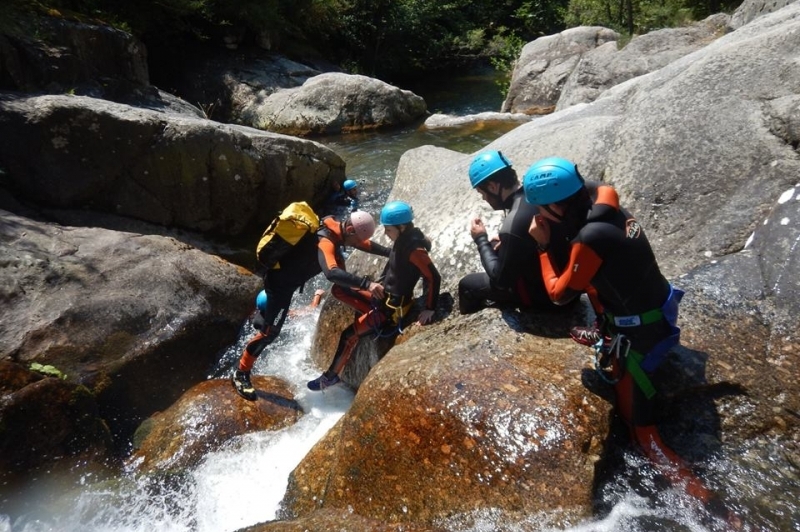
409,248,441,310
595,185,619,208
318,237,340,272
540,243,603,304
584,285,604,314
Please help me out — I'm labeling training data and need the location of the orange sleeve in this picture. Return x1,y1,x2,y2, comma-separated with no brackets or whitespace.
317,237,341,271
409,249,441,310
539,243,603,305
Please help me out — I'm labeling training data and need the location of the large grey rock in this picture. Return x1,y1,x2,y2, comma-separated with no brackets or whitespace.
0,93,344,236
168,51,326,124
730,0,799,28
502,26,620,114
0,14,148,93
226,56,325,122
0,209,261,445
239,73,428,136
557,14,731,110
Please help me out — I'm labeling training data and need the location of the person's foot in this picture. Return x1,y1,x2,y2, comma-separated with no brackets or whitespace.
570,324,605,347
232,370,257,400
307,372,341,391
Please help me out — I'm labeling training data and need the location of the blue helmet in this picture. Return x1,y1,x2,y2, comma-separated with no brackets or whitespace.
523,157,584,205
256,290,268,312
343,179,357,191
469,150,513,188
380,200,414,225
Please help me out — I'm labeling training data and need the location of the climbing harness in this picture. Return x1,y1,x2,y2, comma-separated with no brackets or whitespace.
593,333,629,385
368,294,411,339
592,333,658,398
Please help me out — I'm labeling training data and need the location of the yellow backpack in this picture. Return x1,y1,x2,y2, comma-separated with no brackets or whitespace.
256,201,320,269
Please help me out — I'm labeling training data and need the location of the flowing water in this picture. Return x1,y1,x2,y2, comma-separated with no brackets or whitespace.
2,67,798,532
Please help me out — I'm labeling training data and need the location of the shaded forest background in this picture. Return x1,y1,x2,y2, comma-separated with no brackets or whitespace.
2,0,744,87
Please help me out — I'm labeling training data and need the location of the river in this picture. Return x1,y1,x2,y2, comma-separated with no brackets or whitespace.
1,67,796,532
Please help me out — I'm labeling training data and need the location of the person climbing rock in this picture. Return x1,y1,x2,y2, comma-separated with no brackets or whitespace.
232,210,389,400
307,200,440,391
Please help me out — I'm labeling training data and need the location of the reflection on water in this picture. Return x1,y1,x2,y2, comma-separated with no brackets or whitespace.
318,121,517,217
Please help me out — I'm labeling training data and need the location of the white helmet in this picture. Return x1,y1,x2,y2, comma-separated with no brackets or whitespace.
347,211,376,241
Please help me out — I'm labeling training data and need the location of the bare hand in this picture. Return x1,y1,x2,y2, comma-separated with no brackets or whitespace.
310,289,325,308
417,309,435,325
368,282,385,299
490,235,501,251
469,217,487,238
528,214,551,249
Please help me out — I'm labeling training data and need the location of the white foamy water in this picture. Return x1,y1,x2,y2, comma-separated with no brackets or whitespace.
0,283,354,532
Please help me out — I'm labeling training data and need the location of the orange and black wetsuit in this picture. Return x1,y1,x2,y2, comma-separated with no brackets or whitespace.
323,226,440,377
237,216,388,373
459,187,569,314
538,182,719,507
316,215,390,307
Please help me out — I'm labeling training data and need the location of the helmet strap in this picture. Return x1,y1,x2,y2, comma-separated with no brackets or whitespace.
542,204,565,222
480,182,506,209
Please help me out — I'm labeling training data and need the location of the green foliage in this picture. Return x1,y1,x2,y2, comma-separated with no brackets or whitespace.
30,362,68,380
563,0,737,36
488,30,525,95
8,0,744,83
318,0,568,80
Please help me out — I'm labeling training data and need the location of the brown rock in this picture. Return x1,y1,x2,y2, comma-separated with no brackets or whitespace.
130,376,303,473
0,360,112,472
239,507,445,531
285,310,608,526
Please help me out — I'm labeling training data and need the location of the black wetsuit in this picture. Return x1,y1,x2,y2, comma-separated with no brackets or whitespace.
382,227,440,311
459,187,568,314
539,183,673,360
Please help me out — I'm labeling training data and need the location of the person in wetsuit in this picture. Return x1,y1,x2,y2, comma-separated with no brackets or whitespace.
232,210,389,400
324,178,360,216
307,200,441,391
458,150,570,315
522,156,738,519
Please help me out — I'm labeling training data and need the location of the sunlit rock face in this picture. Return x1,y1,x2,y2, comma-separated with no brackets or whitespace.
668,183,800,448
130,376,302,473
730,0,798,28
555,14,731,111
0,94,342,237
286,310,609,526
240,73,428,136
502,26,621,115
241,507,445,531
